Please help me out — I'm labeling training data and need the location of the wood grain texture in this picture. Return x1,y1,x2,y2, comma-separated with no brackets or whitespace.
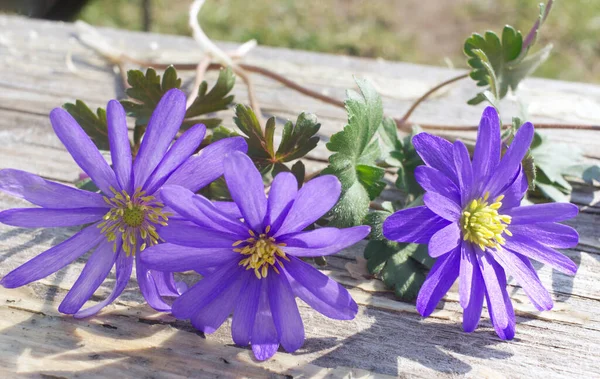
0,15,599,378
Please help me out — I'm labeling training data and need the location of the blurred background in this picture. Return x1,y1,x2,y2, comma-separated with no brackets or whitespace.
1,0,599,83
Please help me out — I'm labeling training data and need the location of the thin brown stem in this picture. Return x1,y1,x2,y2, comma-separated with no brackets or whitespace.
103,54,600,132
186,57,211,109
396,73,469,127
116,62,131,90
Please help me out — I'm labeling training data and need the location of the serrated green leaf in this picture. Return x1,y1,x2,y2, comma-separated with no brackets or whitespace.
464,2,553,105
186,67,236,120
63,100,112,151
121,66,234,137
364,240,432,300
324,78,385,227
234,105,321,167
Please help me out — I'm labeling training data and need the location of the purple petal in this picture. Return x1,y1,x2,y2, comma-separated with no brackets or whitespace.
484,122,534,197
50,108,119,195
483,260,515,340
476,252,509,329
192,196,249,235
151,270,184,297
462,252,484,333
141,243,238,272
232,274,261,345
224,151,267,232
428,222,461,258
0,169,107,209
106,100,132,192
509,223,579,248
74,250,134,318
423,192,461,221
283,257,357,320
164,136,248,192
472,107,501,182
504,203,579,225
171,261,241,319
59,240,117,314
252,280,279,361
133,89,187,189
1,225,104,288
160,219,238,248
494,248,553,311
281,226,370,257
459,242,475,308
503,234,577,275
499,168,527,210
136,255,171,312
265,172,298,234
383,206,451,244
0,207,106,228
268,270,304,353
274,175,341,237
191,273,246,334
453,140,473,206
412,133,458,183
160,185,246,236
213,201,242,219
144,124,207,193
414,166,460,204
416,248,460,317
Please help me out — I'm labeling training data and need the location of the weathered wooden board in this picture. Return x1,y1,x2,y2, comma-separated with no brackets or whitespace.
0,15,599,378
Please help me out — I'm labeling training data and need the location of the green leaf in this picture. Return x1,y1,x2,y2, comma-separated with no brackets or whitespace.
324,78,385,227
62,101,111,151
233,105,321,167
464,1,553,105
120,66,181,127
378,121,424,203
528,132,583,202
121,66,235,140
75,176,100,193
185,67,236,122
290,160,306,188
362,204,434,300
210,125,239,143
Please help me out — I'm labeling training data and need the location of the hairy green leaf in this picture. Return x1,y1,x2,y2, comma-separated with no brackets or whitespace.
324,78,386,227
464,1,553,105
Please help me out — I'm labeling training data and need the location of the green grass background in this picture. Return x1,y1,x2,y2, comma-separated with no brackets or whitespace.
79,0,600,83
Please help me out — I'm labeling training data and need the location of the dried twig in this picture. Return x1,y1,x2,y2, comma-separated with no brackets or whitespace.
189,0,263,123
74,20,600,133
186,57,211,109
395,73,469,127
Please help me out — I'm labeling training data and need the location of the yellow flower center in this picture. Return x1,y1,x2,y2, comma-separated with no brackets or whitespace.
460,192,512,251
233,225,289,279
98,186,171,256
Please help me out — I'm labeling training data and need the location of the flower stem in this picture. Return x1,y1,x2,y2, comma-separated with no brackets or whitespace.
396,73,469,127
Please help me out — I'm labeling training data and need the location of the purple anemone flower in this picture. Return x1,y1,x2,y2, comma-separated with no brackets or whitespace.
140,151,370,360
382,106,579,339
0,89,247,317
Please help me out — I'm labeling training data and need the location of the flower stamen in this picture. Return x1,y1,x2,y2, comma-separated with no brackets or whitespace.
461,192,512,251
233,227,288,279
98,186,171,256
